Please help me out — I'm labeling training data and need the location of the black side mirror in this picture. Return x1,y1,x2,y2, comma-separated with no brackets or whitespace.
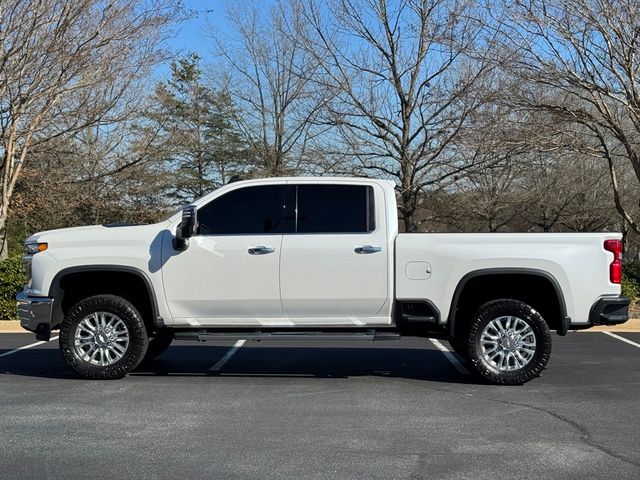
173,206,198,251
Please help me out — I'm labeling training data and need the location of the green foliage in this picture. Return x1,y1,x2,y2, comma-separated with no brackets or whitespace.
5,216,29,257
622,275,639,300
0,256,23,319
622,260,640,301
623,259,640,283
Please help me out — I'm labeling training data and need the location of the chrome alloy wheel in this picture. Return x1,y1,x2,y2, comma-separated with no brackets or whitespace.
480,316,536,372
73,312,130,366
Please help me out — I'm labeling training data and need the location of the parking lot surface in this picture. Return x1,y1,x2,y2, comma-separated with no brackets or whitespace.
1,332,639,479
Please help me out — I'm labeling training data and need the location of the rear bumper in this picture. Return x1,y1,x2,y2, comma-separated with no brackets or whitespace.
589,296,630,326
16,291,54,340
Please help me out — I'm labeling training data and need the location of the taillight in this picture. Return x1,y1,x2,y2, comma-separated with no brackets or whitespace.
604,239,623,284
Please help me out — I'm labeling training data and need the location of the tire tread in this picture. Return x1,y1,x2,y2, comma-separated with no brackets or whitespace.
466,299,552,385
59,294,148,380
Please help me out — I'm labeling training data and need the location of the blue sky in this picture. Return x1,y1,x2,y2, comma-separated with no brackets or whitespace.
167,0,280,59
171,0,224,60
152,0,227,79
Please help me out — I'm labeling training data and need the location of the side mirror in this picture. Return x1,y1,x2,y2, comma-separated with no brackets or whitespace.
173,206,198,251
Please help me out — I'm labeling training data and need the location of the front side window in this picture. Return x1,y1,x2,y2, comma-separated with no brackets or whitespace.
296,185,375,234
197,185,286,235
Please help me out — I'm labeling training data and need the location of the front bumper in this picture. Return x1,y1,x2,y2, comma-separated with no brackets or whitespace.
16,291,54,340
589,296,630,326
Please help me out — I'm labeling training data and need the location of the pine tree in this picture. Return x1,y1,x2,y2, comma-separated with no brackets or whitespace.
142,53,249,204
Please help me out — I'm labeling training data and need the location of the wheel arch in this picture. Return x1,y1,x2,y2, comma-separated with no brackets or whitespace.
49,265,163,330
448,268,570,337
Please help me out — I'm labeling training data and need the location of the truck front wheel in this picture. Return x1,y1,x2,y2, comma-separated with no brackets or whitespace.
59,295,149,379
467,299,552,385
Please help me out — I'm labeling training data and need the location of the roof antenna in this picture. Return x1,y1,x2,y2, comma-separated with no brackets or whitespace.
227,175,243,184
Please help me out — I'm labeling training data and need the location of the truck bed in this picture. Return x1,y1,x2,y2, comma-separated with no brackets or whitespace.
395,232,621,326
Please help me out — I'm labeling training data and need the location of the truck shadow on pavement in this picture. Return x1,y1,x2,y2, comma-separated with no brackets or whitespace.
0,345,478,384
135,345,477,384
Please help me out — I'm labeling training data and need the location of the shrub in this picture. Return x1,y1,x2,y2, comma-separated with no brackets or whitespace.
624,259,640,283
622,259,640,302
0,256,24,319
622,275,639,301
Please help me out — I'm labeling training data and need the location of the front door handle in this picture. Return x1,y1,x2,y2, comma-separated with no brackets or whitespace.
248,246,275,255
354,245,382,254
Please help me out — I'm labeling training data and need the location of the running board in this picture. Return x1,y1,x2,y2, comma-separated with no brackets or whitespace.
401,314,437,324
173,329,401,342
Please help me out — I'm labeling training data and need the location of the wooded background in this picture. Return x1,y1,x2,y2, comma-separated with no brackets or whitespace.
3,0,640,259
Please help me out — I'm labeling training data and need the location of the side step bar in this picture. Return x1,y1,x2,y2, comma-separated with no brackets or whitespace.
401,314,437,324
173,329,401,342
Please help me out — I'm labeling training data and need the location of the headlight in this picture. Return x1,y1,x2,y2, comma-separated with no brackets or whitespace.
24,242,48,255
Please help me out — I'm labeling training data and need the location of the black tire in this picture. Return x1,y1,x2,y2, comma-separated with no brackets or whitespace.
59,294,149,380
143,332,174,361
467,299,552,385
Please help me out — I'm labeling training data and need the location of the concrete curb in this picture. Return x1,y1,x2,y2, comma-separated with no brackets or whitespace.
2,319,640,334
0,320,27,333
577,318,640,332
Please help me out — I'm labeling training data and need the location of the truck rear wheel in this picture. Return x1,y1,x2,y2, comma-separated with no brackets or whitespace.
467,299,551,385
59,295,148,379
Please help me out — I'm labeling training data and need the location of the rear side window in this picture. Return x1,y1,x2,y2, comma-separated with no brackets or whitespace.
197,185,286,235
296,185,375,233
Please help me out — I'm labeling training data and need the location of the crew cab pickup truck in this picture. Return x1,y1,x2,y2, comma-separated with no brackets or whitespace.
17,177,630,384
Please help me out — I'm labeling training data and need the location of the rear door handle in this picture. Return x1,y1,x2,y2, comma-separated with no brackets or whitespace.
248,246,275,255
354,245,382,254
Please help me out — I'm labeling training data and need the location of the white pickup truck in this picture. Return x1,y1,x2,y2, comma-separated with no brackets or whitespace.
17,177,629,384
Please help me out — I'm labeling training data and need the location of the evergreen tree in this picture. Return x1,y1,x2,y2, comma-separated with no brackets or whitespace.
142,53,248,203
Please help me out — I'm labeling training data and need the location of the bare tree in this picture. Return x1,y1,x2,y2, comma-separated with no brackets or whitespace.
518,152,615,232
493,0,640,236
209,0,323,176
298,0,493,230
465,161,524,231
10,128,170,243
418,166,522,233
0,0,180,257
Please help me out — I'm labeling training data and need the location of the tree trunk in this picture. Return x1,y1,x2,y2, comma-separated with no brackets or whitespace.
400,190,418,233
0,226,8,260
0,177,10,259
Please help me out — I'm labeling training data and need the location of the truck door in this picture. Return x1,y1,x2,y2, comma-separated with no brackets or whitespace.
161,185,287,325
279,183,390,324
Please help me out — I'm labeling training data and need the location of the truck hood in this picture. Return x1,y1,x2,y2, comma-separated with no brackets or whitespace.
25,222,171,252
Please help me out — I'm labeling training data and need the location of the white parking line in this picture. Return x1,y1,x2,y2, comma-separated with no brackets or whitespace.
429,338,469,375
602,331,640,349
208,339,246,372
0,336,59,358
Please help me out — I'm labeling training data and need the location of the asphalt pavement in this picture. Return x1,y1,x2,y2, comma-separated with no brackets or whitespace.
1,332,639,479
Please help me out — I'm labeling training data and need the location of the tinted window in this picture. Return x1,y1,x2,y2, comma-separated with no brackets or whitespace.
198,186,285,235
296,185,375,233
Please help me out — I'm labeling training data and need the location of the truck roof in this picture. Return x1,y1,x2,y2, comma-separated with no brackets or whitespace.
228,176,397,188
